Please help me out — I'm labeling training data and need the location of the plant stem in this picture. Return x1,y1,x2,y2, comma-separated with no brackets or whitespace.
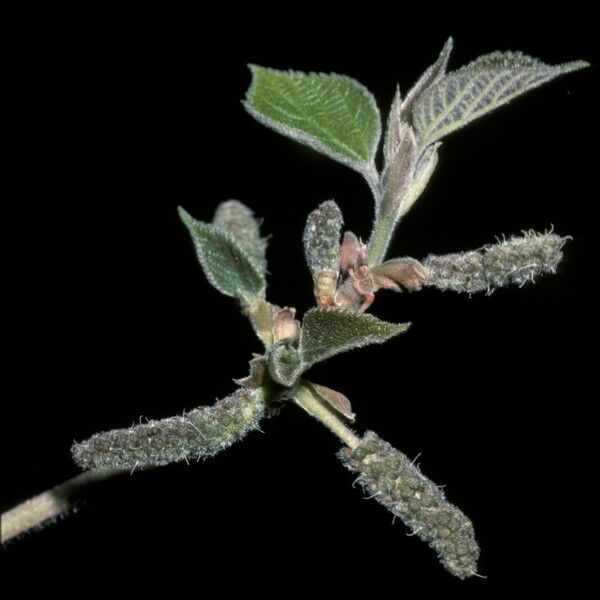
292,381,360,449
361,163,382,206
1,468,126,544
368,213,396,266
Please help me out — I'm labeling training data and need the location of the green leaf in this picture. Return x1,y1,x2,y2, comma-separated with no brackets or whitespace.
400,37,453,121
179,207,265,302
412,52,588,146
244,65,381,175
300,306,410,368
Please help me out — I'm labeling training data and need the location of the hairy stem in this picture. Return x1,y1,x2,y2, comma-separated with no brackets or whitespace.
292,382,359,449
368,213,396,267
361,164,382,206
1,468,126,544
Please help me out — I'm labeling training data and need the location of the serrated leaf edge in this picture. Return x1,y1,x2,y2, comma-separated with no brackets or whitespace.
300,306,410,368
413,52,589,146
244,65,382,175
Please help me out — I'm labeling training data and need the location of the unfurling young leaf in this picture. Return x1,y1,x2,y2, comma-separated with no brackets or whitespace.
412,52,589,147
383,38,453,164
383,85,403,164
244,66,381,180
303,200,344,305
379,123,418,219
179,207,266,303
213,200,268,274
399,36,454,121
300,306,410,368
368,122,419,267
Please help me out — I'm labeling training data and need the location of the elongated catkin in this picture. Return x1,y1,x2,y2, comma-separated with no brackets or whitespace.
72,388,265,470
338,431,479,579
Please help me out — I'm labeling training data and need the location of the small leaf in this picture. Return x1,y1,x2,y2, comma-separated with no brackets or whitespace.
413,51,589,146
179,207,265,302
244,65,381,175
213,200,267,274
400,37,453,121
300,306,410,368
383,85,403,164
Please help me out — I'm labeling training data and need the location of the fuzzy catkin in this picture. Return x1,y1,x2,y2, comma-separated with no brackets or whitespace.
303,200,343,277
72,388,266,471
338,431,479,579
424,231,568,294
213,200,267,272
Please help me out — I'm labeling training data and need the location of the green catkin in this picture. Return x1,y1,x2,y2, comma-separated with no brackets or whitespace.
338,431,479,579
213,200,267,272
72,388,266,471
424,231,568,294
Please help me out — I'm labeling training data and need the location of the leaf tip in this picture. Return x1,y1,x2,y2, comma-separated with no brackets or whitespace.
244,64,264,103
564,59,590,71
177,205,192,225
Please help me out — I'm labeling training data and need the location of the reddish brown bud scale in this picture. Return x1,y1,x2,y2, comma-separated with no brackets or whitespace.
371,257,429,292
273,307,302,343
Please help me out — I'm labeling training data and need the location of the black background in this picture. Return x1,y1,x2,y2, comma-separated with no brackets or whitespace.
4,4,598,594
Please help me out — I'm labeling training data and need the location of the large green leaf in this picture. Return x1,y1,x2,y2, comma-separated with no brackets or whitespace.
179,207,265,302
300,306,409,368
412,52,588,146
244,65,381,175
